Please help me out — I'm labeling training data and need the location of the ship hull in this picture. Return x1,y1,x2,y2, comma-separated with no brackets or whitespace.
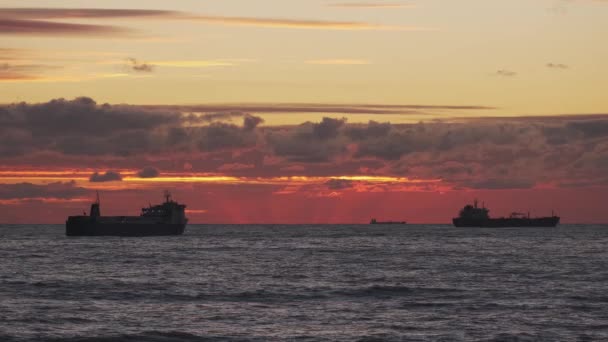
452,217,560,228
66,218,186,236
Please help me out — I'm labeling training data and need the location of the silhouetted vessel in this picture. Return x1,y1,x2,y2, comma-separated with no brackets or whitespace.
66,191,188,236
452,200,559,227
370,218,407,225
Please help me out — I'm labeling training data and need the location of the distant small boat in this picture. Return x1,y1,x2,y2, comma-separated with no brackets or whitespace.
370,218,407,225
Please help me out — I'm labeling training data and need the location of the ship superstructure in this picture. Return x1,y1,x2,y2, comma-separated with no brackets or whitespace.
452,200,559,227
66,191,188,236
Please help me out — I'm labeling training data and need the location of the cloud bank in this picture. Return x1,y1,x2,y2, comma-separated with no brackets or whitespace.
2,98,608,191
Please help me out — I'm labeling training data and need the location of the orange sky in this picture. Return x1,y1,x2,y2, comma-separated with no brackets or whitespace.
1,1,608,223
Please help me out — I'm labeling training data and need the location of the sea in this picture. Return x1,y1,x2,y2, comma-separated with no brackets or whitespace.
0,224,607,342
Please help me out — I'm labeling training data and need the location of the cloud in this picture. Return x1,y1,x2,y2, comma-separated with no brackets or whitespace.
5,97,608,191
0,8,178,19
0,18,128,36
325,178,355,190
345,121,392,140
126,58,154,72
0,8,179,37
0,63,60,81
243,114,264,131
0,181,88,199
150,60,235,68
187,15,425,31
218,163,255,171
193,116,263,151
547,63,569,69
0,97,180,156
0,68,38,81
0,7,430,36
467,178,536,190
267,117,347,162
184,112,246,123
0,47,28,60
137,166,160,178
0,97,266,156
89,171,123,182
155,103,495,115
496,69,517,77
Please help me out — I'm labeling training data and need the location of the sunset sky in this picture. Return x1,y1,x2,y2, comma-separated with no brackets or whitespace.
1,0,608,223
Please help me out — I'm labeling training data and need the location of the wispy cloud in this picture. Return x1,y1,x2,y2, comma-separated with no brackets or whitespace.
305,59,371,65
0,18,128,36
151,60,236,68
0,62,60,81
0,72,130,83
0,8,164,36
0,7,430,36
154,103,496,116
547,63,569,69
0,8,178,19
186,15,426,31
126,58,154,72
496,69,517,77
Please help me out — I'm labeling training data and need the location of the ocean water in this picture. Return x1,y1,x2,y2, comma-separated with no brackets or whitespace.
0,224,607,342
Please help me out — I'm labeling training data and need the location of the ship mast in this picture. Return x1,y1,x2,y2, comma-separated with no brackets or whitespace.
164,190,171,203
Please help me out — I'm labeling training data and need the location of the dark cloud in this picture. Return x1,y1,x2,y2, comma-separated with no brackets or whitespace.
0,97,270,156
314,117,346,140
198,120,262,151
5,97,608,191
89,171,122,182
267,118,348,162
345,120,392,140
496,69,517,77
127,58,154,72
325,178,354,190
137,166,160,178
566,120,608,138
243,114,264,131
0,181,88,199
0,97,179,156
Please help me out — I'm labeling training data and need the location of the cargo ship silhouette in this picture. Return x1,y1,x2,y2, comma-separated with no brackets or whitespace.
452,200,559,227
66,191,188,236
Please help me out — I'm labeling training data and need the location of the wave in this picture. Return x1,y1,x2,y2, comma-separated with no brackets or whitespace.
332,285,465,299
4,331,253,342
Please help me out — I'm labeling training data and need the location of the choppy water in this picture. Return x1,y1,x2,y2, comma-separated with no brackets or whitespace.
1,224,607,341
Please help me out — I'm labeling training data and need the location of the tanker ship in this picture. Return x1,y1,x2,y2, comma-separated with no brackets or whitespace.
452,200,559,228
66,191,188,236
